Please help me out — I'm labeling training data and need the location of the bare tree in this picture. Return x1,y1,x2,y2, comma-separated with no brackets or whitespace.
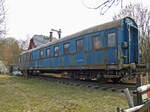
113,4,150,38
18,34,32,51
83,0,123,15
0,0,5,38
0,37,22,65
113,3,150,67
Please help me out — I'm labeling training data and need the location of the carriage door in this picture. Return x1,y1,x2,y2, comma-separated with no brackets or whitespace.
63,42,70,66
76,38,84,66
128,25,138,63
106,30,118,64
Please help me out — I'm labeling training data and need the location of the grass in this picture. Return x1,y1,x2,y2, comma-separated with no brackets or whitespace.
0,75,128,112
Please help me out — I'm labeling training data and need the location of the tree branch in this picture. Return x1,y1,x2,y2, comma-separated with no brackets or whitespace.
83,0,122,15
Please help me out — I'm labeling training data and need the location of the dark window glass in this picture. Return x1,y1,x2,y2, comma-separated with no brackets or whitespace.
40,50,43,58
108,32,116,47
64,42,70,54
93,35,102,49
54,46,59,56
46,48,50,56
76,39,84,52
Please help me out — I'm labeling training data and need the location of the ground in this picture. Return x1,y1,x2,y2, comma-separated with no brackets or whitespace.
0,75,128,112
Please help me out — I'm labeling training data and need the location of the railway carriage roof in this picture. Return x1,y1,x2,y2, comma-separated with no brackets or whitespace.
20,17,134,55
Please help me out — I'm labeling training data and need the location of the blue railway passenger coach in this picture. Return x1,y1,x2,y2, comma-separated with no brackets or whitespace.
19,17,144,82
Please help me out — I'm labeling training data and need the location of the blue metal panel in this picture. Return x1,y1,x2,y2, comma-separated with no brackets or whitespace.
58,43,63,67
83,31,106,65
129,27,138,63
86,53,92,65
50,58,53,67
64,55,70,66
59,43,63,55
47,58,50,67
84,36,88,51
85,35,92,65
69,39,76,66
107,48,117,64
88,35,92,51
70,39,76,53
63,41,70,66
50,46,54,57
43,48,46,57
53,57,59,68
76,53,84,65
96,51,104,64
75,37,85,66
84,35,89,65
120,17,138,64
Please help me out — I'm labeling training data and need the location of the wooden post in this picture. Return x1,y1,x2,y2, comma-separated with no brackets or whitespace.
140,74,143,85
25,69,28,79
134,74,142,106
116,107,121,112
136,74,142,87
133,90,138,106
146,72,150,84
149,72,150,84
124,88,134,108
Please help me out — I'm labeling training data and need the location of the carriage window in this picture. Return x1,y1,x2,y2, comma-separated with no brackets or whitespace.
40,50,43,58
108,32,116,47
54,46,59,56
30,53,32,60
64,42,70,54
46,48,50,56
76,39,84,52
93,35,102,49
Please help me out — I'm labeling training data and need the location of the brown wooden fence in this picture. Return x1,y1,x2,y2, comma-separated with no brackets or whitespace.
117,72,150,112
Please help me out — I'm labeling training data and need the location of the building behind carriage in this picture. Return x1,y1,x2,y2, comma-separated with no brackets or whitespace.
28,34,57,50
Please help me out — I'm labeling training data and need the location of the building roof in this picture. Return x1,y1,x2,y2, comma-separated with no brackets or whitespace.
28,34,58,50
32,35,50,46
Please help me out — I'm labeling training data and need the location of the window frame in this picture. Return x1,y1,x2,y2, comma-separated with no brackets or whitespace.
40,49,44,58
63,42,70,54
76,38,84,52
108,32,116,48
54,45,59,57
46,47,50,57
92,35,102,50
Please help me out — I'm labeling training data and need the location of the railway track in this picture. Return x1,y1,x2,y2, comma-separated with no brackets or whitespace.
28,73,136,93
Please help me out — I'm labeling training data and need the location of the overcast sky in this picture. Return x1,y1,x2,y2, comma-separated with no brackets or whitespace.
6,0,149,40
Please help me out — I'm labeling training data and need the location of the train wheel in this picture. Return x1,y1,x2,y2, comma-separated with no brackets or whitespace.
96,74,104,82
